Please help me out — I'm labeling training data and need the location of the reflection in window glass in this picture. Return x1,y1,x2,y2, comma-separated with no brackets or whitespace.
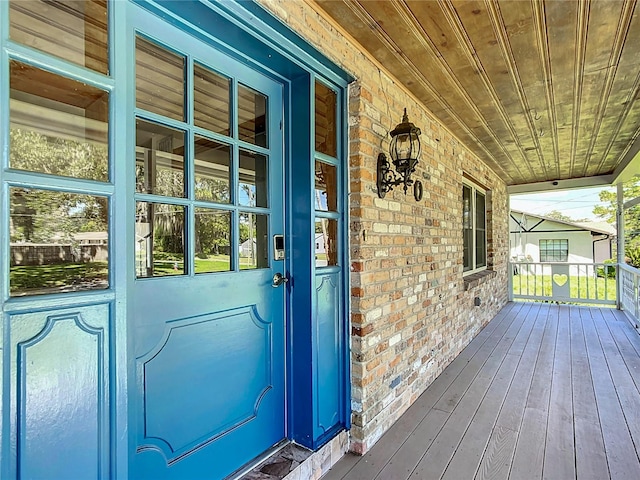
10,0,109,75
315,81,337,157
194,63,231,136
9,61,109,181
136,36,185,122
315,161,337,211
136,119,185,198
238,84,267,147
9,188,109,297
239,150,268,207
463,182,487,272
195,209,231,274
463,184,472,272
315,218,338,267
475,192,486,268
239,213,268,269
194,137,231,203
135,202,185,278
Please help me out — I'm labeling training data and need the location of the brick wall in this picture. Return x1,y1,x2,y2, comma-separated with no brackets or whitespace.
258,0,510,455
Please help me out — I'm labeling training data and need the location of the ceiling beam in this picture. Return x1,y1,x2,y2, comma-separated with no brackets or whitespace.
507,174,615,194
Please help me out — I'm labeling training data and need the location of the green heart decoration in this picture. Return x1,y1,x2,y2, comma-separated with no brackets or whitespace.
552,273,568,287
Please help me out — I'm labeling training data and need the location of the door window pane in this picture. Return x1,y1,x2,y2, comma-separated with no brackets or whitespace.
238,84,267,147
10,0,109,75
239,213,268,269
194,137,231,203
239,150,268,208
315,219,338,267
10,188,109,297
135,202,185,278
10,61,109,181
136,119,185,198
136,36,185,122
315,161,337,211
194,63,231,136
315,81,337,157
195,208,231,274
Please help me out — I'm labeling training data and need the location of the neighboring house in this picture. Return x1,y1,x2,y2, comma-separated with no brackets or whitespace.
315,233,327,254
239,238,256,257
510,209,616,264
72,231,109,245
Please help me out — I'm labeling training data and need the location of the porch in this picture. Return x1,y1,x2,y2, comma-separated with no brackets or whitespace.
323,301,640,480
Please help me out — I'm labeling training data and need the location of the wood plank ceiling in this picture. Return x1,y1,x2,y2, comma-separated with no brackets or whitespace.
315,0,640,188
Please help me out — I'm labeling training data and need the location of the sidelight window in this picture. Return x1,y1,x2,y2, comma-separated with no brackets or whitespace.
6,1,111,296
314,81,340,268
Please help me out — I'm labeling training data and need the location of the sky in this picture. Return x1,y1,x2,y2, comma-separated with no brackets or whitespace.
510,186,615,222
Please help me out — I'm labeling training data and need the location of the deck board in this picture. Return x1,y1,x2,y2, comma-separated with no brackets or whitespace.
510,304,558,480
477,303,547,480
337,304,517,480
544,305,576,480
570,307,610,480
581,308,640,479
371,304,521,480
410,303,530,480
322,303,640,480
441,305,538,480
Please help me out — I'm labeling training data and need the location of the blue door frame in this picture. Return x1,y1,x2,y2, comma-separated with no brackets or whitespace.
0,1,352,478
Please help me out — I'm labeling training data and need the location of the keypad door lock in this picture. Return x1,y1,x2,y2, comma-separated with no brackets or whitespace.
273,234,285,260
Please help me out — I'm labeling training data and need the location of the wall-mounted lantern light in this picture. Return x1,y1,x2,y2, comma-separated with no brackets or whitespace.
377,108,423,201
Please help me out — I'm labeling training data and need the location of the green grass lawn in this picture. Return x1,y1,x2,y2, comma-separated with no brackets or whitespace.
142,255,234,275
513,273,617,302
137,253,256,275
11,254,241,292
10,262,109,294
195,255,231,273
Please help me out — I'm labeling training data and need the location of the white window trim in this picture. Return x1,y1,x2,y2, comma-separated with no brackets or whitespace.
463,178,487,276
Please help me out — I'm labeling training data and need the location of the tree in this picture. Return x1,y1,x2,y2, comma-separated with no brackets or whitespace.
9,128,109,244
593,175,640,263
195,210,230,255
544,210,590,223
10,128,108,181
193,177,232,256
545,210,575,222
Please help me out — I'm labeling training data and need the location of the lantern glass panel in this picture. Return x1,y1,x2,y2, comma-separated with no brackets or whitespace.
412,133,421,158
391,133,412,162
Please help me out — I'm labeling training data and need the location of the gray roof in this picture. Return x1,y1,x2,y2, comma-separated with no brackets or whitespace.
510,210,616,236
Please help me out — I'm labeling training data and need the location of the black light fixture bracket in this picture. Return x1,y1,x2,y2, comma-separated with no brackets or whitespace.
376,153,423,201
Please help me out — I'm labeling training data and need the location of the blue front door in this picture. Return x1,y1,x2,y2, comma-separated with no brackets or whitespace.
130,9,286,479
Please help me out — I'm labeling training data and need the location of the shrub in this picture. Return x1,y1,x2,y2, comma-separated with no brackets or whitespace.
627,246,640,268
597,259,616,278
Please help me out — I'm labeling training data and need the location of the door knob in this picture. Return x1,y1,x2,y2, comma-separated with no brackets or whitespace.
272,272,289,288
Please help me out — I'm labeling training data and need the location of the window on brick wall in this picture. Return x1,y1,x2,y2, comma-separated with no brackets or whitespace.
463,179,487,273
539,239,568,262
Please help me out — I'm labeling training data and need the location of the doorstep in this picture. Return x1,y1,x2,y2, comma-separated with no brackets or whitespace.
239,431,349,480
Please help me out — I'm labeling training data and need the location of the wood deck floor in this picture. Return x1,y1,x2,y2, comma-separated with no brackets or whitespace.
323,302,640,480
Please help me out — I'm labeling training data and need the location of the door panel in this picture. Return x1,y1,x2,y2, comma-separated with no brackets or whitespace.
8,305,111,480
131,8,285,479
